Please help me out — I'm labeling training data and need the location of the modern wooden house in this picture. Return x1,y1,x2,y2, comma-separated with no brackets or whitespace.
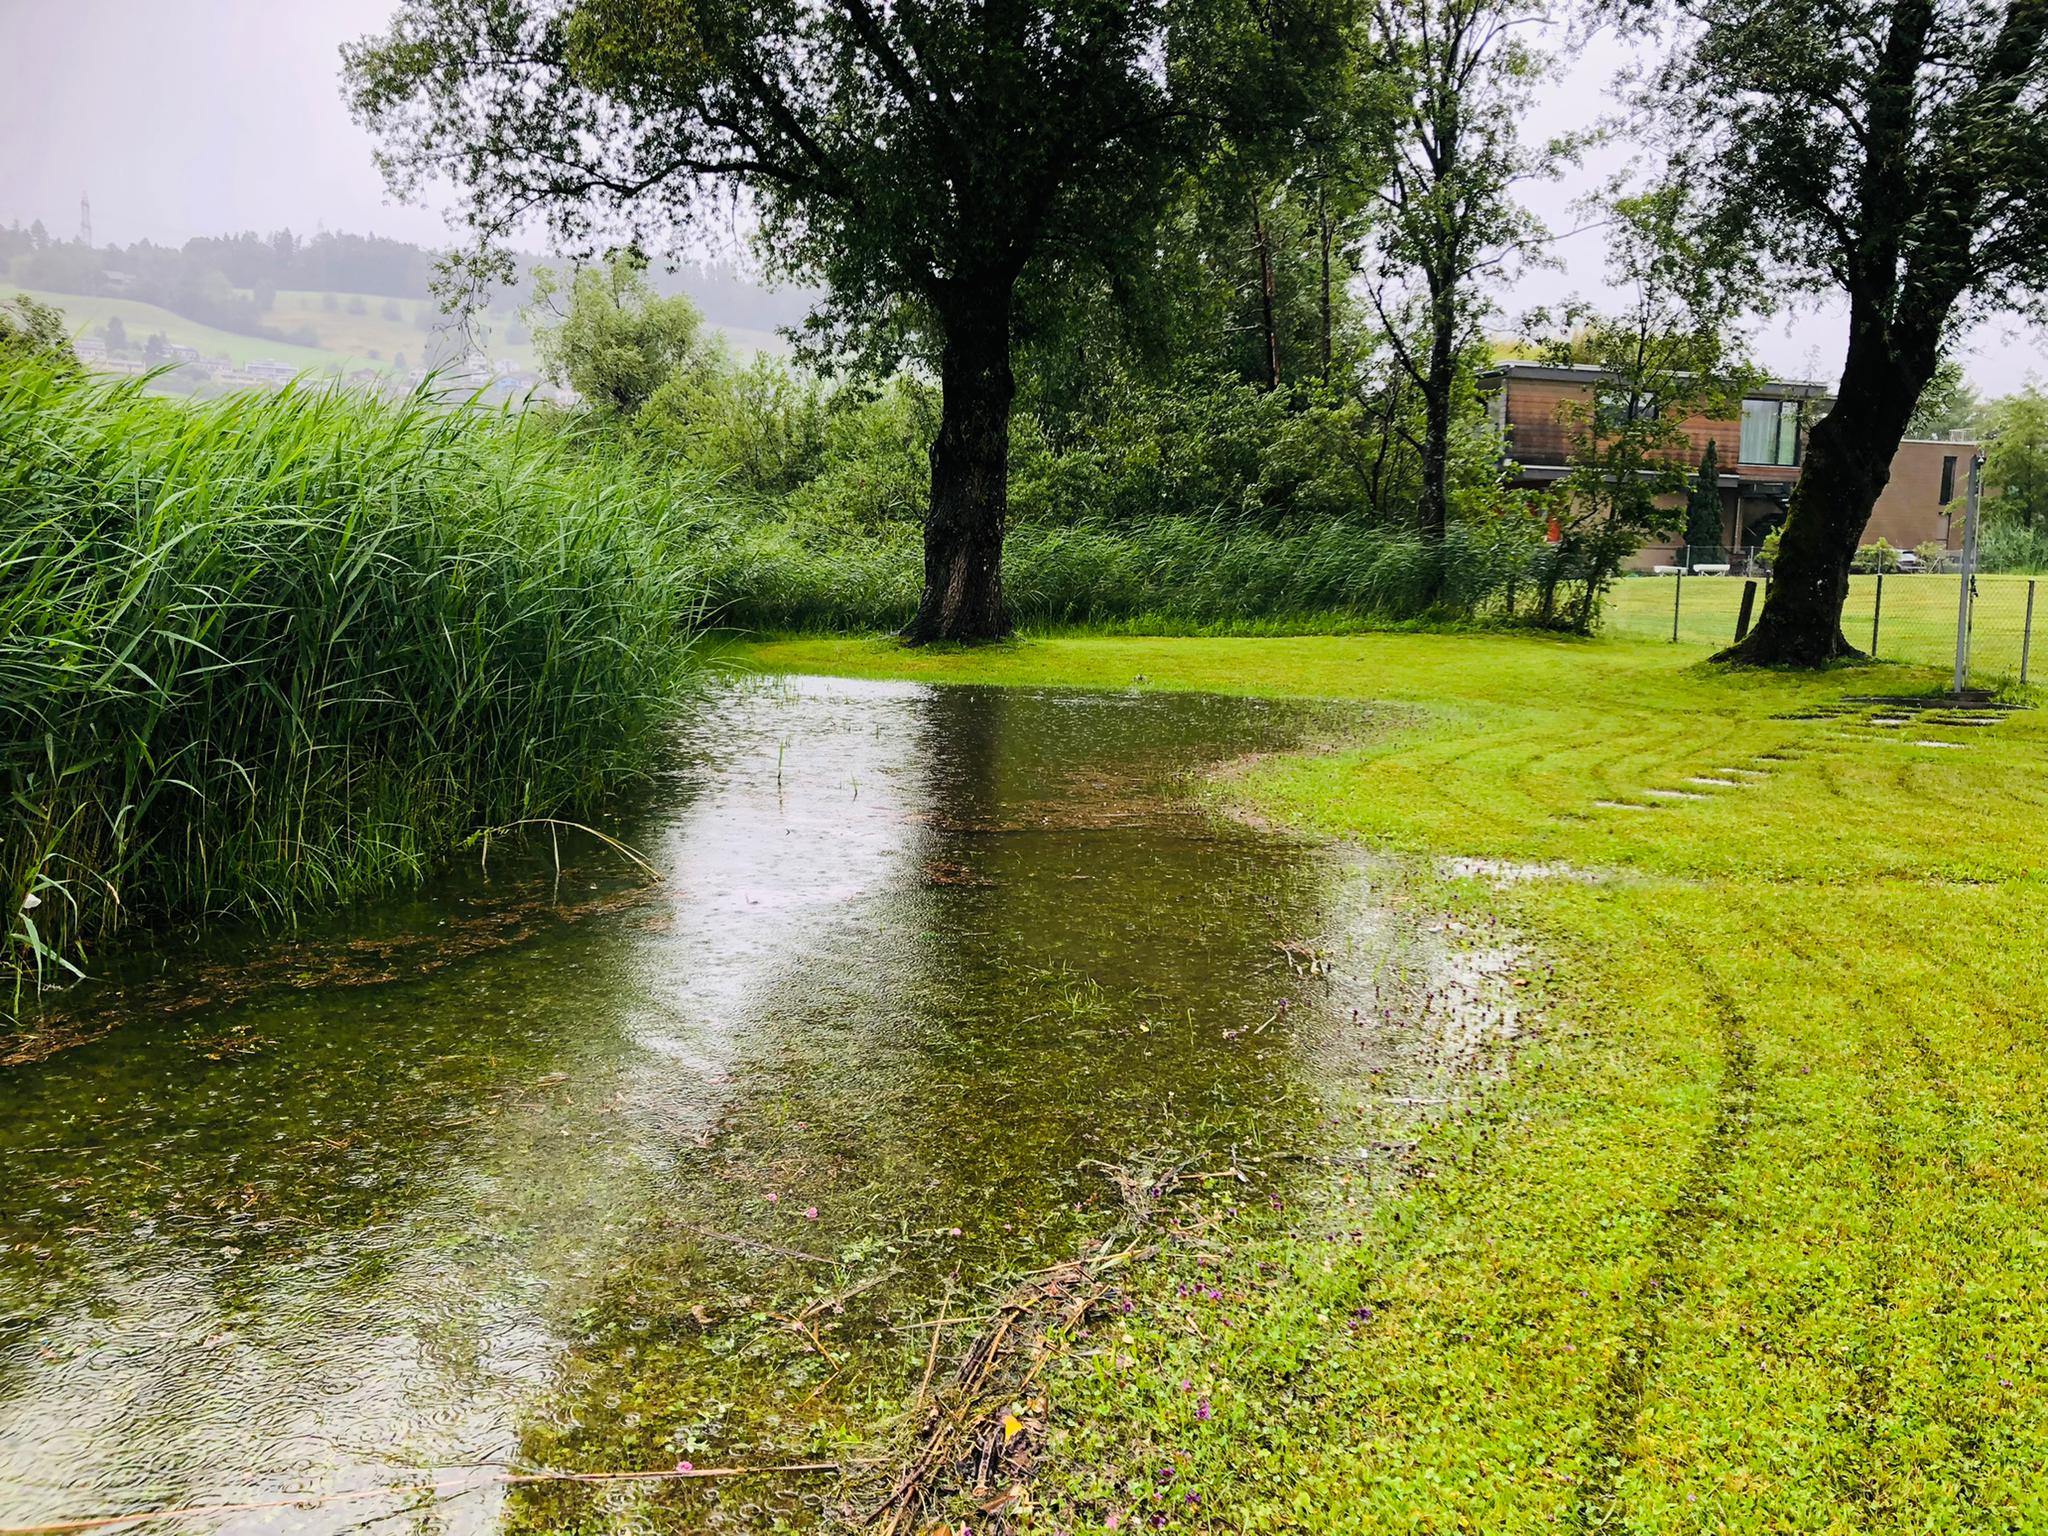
1477,362,1978,570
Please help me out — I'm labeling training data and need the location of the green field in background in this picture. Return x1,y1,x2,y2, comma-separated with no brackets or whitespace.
1608,571,2045,680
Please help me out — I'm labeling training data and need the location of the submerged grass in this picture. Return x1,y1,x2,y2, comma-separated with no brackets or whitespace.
2,361,702,1001
742,633,2048,1532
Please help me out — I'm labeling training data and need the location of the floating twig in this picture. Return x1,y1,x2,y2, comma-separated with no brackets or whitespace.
676,1221,837,1266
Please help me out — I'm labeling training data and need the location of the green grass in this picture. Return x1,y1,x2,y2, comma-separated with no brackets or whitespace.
2,360,704,1002
736,631,2048,1532
1609,571,2045,682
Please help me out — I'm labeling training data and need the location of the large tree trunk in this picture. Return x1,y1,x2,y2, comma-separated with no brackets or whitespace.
1718,317,1929,666
1417,273,1456,552
904,298,1015,643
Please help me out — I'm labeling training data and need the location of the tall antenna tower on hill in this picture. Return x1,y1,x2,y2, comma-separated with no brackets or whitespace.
79,192,92,249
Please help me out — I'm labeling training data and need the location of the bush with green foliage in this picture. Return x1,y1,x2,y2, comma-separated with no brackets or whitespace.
0,293,77,371
1985,384,2048,532
529,250,724,418
1979,517,2048,573
518,251,1592,633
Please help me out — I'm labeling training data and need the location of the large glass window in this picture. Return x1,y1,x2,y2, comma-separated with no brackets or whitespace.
1740,397,1801,466
1597,387,1657,429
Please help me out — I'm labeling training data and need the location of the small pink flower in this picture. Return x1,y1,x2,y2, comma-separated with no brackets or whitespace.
805,1206,819,1220
766,1192,779,1204
1105,1515,1121,1531
675,1460,694,1473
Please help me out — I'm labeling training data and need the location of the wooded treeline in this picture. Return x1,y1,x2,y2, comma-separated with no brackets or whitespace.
29,0,2043,660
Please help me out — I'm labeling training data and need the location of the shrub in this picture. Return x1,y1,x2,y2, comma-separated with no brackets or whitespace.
1978,518,2048,573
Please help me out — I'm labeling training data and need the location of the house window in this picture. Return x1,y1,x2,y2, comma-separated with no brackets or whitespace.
1940,455,1957,505
1596,388,1657,428
1740,397,1802,466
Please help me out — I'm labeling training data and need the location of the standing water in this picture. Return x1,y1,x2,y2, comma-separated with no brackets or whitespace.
1,677,1445,1533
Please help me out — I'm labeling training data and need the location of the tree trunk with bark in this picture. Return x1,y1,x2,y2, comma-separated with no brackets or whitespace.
1253,210,1281,391
1717,314,1931,666
904,296,1016,643
1317,183,1333,384
1417,272,1457,550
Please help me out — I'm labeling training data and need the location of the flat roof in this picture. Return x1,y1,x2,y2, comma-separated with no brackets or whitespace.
1478,361,1832,399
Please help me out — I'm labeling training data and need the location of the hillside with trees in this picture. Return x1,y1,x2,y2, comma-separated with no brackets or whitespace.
0,218,808,362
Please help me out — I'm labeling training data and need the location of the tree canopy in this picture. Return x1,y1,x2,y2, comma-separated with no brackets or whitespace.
345,0,1344,639
529,250,718,415
1986,384,2048,529
1640,0,2048,664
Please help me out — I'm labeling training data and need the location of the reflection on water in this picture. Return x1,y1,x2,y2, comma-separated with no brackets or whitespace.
0,676,1406,1533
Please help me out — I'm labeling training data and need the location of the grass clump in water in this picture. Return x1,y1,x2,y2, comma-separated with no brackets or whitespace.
2,360,702,999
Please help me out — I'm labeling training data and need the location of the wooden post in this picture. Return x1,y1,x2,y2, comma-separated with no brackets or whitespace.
1871,571,1883,659
1672,565,1683,642
2024,579,2037,686
1734,579,1758,644
1953,456,1983,695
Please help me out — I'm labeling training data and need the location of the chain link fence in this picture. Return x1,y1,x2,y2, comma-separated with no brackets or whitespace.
1608,567,2045,685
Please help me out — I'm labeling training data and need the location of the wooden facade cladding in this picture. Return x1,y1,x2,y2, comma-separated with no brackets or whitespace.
1479,362,1974,568
1490,370,1798,481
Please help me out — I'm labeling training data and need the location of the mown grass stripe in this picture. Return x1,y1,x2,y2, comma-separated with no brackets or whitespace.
1570,944,1758,1533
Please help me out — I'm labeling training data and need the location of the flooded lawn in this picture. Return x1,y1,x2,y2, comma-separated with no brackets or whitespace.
0,677,1465,1533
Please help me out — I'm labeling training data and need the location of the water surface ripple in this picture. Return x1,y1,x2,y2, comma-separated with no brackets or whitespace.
1,676,1413,1533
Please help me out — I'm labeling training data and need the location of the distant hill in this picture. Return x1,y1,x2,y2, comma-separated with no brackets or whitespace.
19,284,789,402
2,220,808,376
20,289,360,372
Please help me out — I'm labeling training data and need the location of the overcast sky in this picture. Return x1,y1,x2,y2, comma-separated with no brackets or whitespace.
3,0,2043,394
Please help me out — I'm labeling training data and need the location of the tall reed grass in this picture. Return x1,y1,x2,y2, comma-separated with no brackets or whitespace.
686,510,1547,633
2,362,702,1000
1980,518,2048,574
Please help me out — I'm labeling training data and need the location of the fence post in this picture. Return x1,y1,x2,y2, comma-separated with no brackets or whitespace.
1734,579,1758,644
1953,455,1983,694
1672,563,1683,643
2024,579,2037,686
1871,571,1883,658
